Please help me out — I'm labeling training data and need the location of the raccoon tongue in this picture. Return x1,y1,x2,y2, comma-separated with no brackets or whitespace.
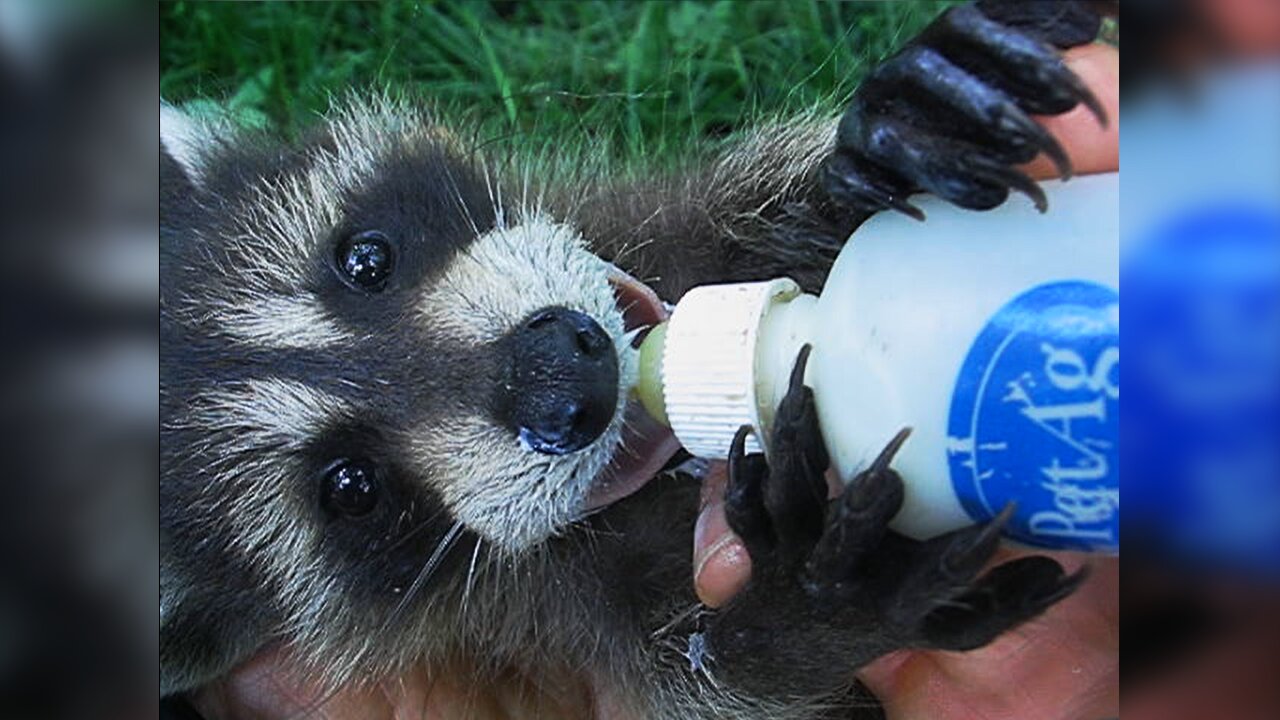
586,403,681,511
584,265,678,510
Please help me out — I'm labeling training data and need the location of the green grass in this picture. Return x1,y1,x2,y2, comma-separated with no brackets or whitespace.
161,1,953,163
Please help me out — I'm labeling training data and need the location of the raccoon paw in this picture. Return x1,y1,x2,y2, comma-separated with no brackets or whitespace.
703,346,1086,700
823,0,1111,220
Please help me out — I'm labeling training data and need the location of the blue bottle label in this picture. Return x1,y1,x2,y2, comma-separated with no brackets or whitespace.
946,280,1119,552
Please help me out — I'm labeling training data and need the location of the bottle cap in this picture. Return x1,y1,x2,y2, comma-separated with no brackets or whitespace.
661,278,801,457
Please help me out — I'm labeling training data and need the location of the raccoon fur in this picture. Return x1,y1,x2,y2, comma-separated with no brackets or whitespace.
161,2,1111,717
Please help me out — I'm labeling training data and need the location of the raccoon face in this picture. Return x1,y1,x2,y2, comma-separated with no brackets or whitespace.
160,100,675,686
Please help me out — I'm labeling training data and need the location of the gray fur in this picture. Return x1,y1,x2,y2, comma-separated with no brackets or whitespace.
160,93,847,716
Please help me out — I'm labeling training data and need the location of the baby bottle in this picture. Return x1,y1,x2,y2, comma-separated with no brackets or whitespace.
636,172,1119,552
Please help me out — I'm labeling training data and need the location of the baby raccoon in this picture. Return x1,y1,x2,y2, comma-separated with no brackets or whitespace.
161,2,1110,717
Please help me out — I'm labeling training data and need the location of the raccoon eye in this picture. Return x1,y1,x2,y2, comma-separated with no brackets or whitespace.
322,459,380,517
335,231,394,291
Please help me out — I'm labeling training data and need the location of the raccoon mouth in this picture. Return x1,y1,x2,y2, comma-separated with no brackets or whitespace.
584,268,681,511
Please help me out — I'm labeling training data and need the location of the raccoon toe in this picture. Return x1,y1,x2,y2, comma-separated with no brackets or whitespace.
853,45,1072,175
920,556,1088,652
928,4,1108,122
802,429,908,600
723,425,774,562
761,346,830,560
723,346,830,570
875,506,1085,653
834,112,1049,213
882,504,1018,628
823,0,1107,219
822,151,924,222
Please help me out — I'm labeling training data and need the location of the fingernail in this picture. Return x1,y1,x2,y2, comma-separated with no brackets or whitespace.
693,501,752,607
694,533,751,608
693,499,728,562
694,531,738,585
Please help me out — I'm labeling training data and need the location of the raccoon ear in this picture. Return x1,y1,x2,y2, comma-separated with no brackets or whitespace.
160,102,213,189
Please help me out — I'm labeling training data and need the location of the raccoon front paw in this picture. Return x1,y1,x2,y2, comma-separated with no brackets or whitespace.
823,0,1110,220
703,346,1085,700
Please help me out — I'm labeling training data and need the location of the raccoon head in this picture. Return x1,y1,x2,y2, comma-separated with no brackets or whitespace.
159,98,677,692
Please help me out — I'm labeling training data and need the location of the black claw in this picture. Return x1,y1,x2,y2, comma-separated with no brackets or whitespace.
1002,167,1049,213
963,154,1047,212
771,349,827,478
1064,70,1109,127
984,500,1018,533
939,503,1016,578
869,427,912,476
1000,108,1073,178
991,501,1018,528
890,199,926,222
824,152,926,221
724,425,774,560
762,349,830,558
840,429,910,521
804,444,906,596
789,344,813,393
842,462,903,518
727,423,751,468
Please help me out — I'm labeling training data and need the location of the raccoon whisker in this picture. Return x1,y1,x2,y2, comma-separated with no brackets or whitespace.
384,520,465,631
611,416,654,459
584,516,625,542
622,326,648,349
519,161,533,221
380,509,451,558
534,182,549,226
630,202,670,235
479,160,496,223
609,235,657,269
496,175,508,228
650,602,705,641
480,161,507,229
441,160,483,238
616,297,645,322
459,533,484,621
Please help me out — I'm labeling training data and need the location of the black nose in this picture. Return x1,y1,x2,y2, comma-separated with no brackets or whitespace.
497,307,619,455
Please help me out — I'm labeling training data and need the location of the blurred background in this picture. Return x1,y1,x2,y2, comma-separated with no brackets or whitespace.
1,2,155,719
1121,3,1280,719
2,1,1279,719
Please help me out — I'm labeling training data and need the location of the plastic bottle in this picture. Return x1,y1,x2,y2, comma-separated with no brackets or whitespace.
636,172,1119,552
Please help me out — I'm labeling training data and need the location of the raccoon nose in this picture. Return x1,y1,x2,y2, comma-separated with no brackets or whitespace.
499,307,619,455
